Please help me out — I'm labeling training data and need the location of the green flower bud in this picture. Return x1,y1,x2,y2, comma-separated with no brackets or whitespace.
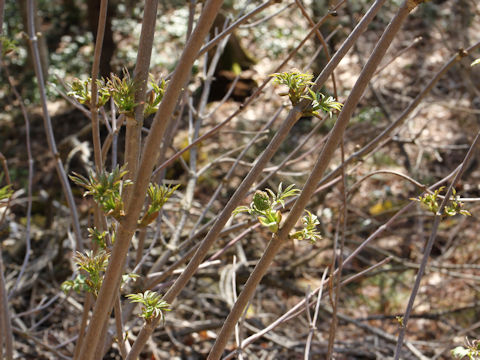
252,190,270,211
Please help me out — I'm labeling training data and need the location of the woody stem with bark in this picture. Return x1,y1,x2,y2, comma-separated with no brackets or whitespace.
164,0,380,308
207,1,419,358
127,0,158,193
76,1,224,358
127,1,385,356
90,0,108,173
394,133,480,358
148,0,345,290
0,248,12,360
318,41,480,188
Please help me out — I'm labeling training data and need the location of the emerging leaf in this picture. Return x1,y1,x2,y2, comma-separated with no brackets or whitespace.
252,190,271,211
271,70,314,105
0,184,13,207
138,183,180,227
126,290,171,322
412,187,471,217
71,250,110,296
108,68,138,116
233,184,299,234
70,165,131,220
67,77,110,107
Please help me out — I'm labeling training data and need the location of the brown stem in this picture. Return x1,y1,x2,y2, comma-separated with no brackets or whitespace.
207,0,416,357
76,1,225,358
151,4,341,178
125,0,159,201
318,39,480,190
326,139,346,358
90,0,108,173
114,295,129,358
125,320,156,360
73,294,92,360
394,133,480,358
0,248,13,360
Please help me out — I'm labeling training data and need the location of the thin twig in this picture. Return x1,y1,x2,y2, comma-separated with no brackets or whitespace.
125,0,159,201
394,130,480,358
90,0,108,172
114,295,130,358
198,0,276,57
25,0,83,252
0,248,13,360
151,3,344,178
207,0,390,357
304,267,328,360
0,60,34,301
78,0,226,358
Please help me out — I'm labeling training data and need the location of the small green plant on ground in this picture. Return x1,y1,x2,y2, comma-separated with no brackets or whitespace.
452,338,480,359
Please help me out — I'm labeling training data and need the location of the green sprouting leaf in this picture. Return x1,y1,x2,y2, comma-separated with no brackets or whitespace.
0,184,13,207
72,250,110,296
451,346,473,359
61,274,87,294
412,187,471,217
258,212,280,233
289,210,321,243
0,36,18,56
88,227,109,249
138,183,179,227
233,184,299,234
67,77,110,107
471,59,480,67
108,68,138,116
144,76,168,116
459,209,472,216
232,206,251,216
127,290,171,321
252,190,271,212
70,165,131,220
303,88,343,118
273,183,300,208
271,70,314,105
